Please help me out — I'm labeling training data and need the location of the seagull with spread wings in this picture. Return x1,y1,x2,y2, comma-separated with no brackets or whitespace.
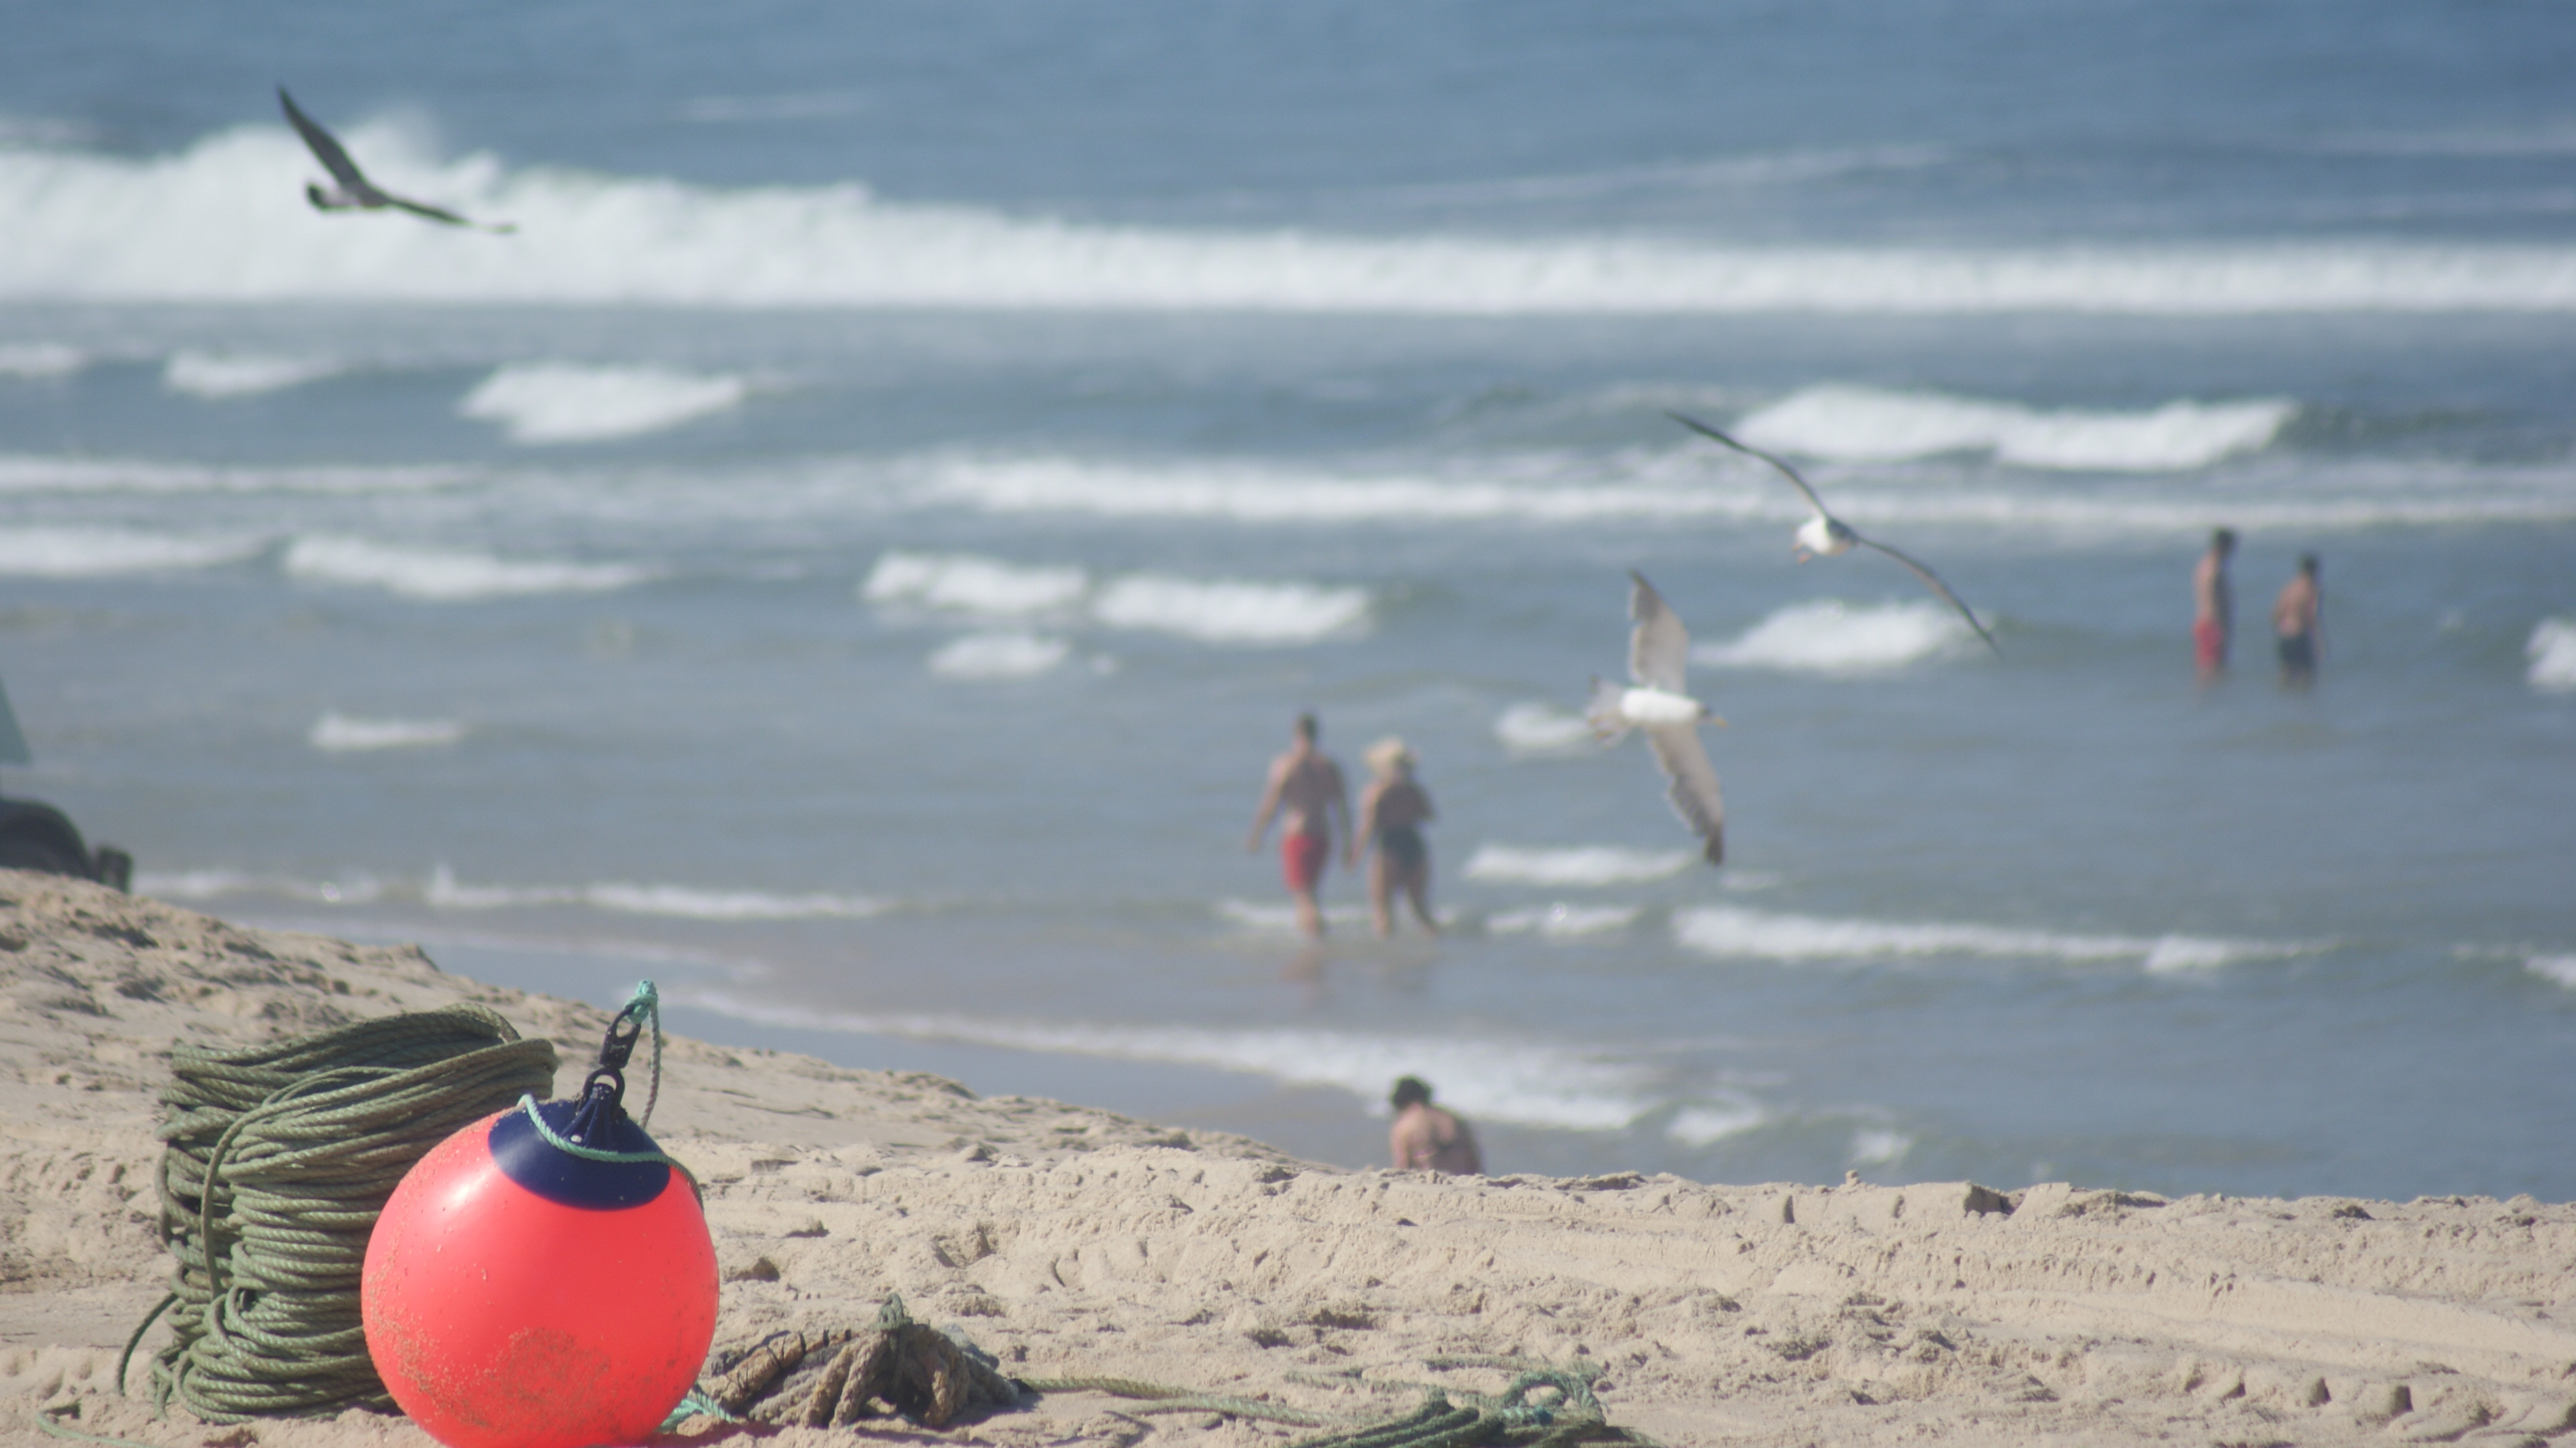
1587,572,1728,866
277,88,516,233
1669,411,1999,655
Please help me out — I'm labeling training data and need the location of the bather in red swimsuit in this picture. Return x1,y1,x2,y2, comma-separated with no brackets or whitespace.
1280,830,1329,892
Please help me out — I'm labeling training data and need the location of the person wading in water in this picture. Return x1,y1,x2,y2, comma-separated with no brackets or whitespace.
1246,712,1351,939
1353,736,1438,938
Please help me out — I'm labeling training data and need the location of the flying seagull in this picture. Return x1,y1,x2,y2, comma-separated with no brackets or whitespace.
1668,411,1999,655
277,87,515,233
1587,571,1727,865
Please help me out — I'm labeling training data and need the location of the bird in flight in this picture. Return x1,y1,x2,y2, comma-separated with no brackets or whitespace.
1587,572,1728,866
277,87,516,233
1668,411,1999,655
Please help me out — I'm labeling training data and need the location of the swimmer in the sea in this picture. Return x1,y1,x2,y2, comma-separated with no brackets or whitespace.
1246,712,1350,939
2194,527,2236,685
1353,737,1438,938
1388,1076,1481,1175
2273,552,2322,691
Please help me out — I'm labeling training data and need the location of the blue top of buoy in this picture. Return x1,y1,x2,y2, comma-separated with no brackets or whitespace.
490,1099,672,1209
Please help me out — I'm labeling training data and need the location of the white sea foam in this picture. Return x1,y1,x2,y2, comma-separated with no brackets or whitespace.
1850,1129,1913,1166
163,351,341,398
0,343,84,378
1667,1100,1771,1146
2526,955,2576,989
426,865,884,920
927,632,1069,679
0,454,466,496
1693,600,1975,673
458,363,748,444
1464,844,1694,887
1214,898,1374,933
862,552,1088,616
0,526,264,576
308,713,466,752
1090,575,1369,643
134,869,384,905
2527,619,2576,693
1673,904,2313,971
675,987,1656,1131
283,534,653,600
926,455,1756,525
1486,904,1641,938
1734,385,2295,471
1492,702,1597,757
6,126,2576,313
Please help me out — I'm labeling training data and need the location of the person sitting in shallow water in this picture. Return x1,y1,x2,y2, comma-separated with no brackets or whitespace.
1388,1075,1480,1175
1353,737,1438,939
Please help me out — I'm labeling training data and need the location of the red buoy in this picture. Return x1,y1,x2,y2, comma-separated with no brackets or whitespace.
362,990,715,1448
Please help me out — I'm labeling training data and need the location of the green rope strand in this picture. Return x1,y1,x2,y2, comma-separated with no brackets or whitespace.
131,1004,558,1423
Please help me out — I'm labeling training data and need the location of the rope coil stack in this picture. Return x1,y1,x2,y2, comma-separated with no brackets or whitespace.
131,1004,558,1422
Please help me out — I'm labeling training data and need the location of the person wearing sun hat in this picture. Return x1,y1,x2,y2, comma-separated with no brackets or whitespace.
1354,735,1439,938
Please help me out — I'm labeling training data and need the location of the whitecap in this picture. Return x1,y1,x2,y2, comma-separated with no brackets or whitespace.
1731,385,2296,470
1849,1129,1913,1166
308,713,466,752
0,526,264,576
1693,600,1975,673
0,343,84,378
1673,904,2315,970
2526,955,2576,990
1213,898,1374,933
1492,701,1596,757
7,127,2576,313
0,454,466,496
134,869,383,906
1090,575,1369,643
675,986,1658,1132
458,363,748,443
426,864,883,920
927,632,1069,679
1667,1099,1771,1145
283,534,653,600
1485,903,1641,938
1464,844,1694,887
862,551,1088,615
2527,619,2576,693
163,351,341,398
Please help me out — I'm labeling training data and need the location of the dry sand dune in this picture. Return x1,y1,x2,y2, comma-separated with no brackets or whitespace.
2,872,2571,1447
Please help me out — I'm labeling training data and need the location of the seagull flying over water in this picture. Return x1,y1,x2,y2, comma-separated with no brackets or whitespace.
1587,572,1727,866
277,87,516,233
1668,411,1999,655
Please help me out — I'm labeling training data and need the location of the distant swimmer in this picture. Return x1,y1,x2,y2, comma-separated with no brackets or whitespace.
2273,552,2323,691
1587,572,1727,865
1354,737,1438,938
1667,412,1999,655
1246,712,1351,939
2194,527,2237,685
1388,1076,1481,1175
277,87,517,232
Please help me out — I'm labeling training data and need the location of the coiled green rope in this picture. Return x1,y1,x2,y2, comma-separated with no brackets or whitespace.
126,1003,559,1423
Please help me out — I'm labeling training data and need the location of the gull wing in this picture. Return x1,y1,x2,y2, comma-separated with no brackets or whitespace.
1852,536,2002,655
1644,723,1725,866
1627,570,1691,693
1668,411,1831,518
278,87,373,196
385,194,497,230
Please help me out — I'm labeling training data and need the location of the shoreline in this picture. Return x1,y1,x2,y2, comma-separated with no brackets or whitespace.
4,870,2571,1447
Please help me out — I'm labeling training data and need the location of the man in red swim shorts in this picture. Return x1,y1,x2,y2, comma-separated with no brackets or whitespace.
1246,712,1351,939
2192,527,2236,685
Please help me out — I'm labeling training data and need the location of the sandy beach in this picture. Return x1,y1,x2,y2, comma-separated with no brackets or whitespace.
3,870,2571,1447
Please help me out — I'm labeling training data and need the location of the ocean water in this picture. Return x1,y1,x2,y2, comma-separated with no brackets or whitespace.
5,0,2573,1199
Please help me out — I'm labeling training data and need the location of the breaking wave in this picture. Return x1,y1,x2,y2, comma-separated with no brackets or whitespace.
1485,903,1641,938
1492,702,1596,757
163,351,342,399
7,123,2576,313
2527,619,2576,694
308,713,466,752
282,534,654,600
1693,600,1977,673
1464,844,1694,887
0,343,85,378
1673,904,2319,973
426,865,886,920
0,526,263,577
2527,955,2576,990
458,363,748,443
1733,385,2295,471
1089,575,1368,643
676,987,1659,1131
863,552,1088,616
927,632,1070,679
